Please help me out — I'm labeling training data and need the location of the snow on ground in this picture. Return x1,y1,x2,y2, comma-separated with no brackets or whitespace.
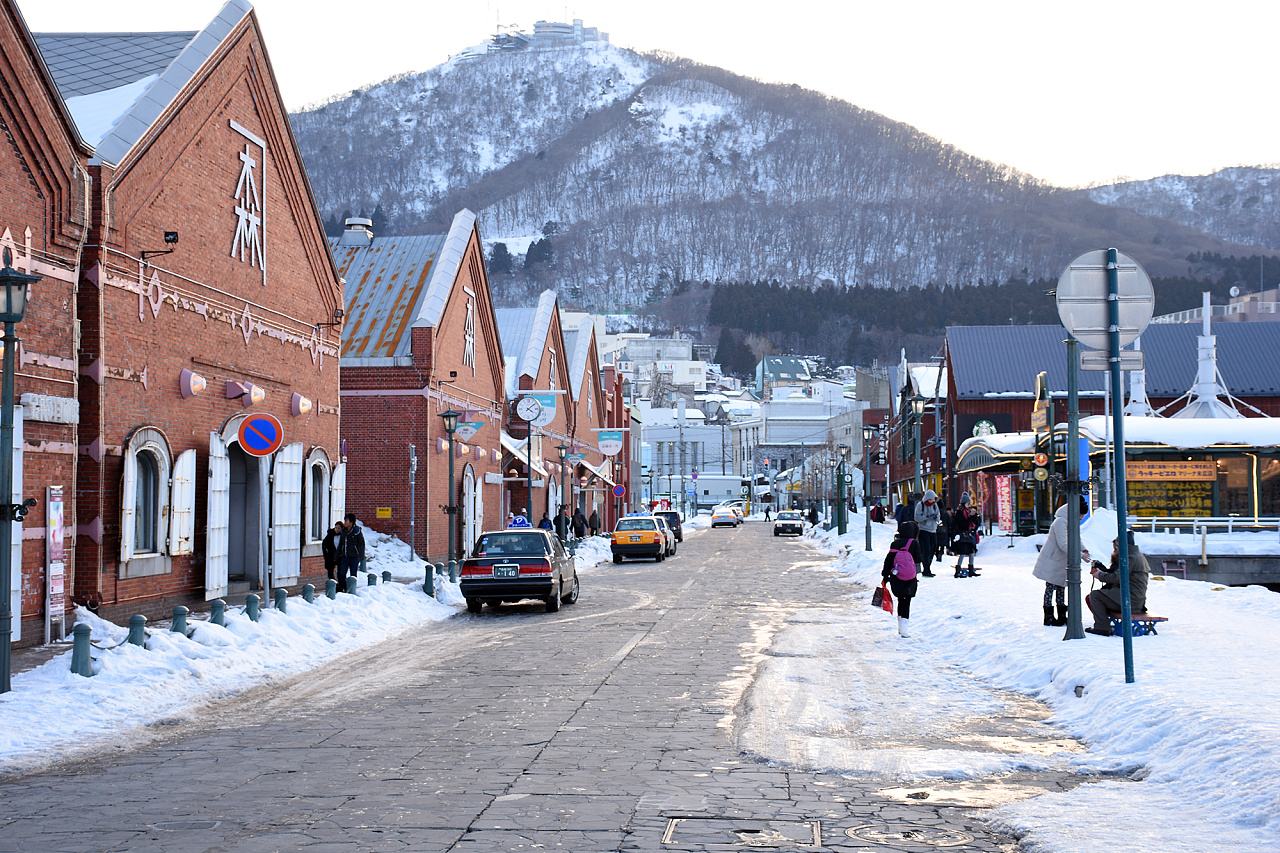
1135,528,1280,556
795,511,1280,853
572,535,615,574
0,527,462,775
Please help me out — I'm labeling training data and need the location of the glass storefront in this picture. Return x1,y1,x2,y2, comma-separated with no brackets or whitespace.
1216,457,1252,516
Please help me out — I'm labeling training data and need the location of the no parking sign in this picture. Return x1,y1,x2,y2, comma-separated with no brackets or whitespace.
238,413,285,457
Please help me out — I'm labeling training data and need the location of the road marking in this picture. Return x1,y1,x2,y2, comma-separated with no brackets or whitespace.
606,631,647,665
678,577,697,593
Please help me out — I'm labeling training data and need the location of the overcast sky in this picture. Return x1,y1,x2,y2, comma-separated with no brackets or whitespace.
21,0,1277,187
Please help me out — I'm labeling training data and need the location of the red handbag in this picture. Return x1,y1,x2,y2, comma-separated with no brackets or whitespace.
872,582,894,614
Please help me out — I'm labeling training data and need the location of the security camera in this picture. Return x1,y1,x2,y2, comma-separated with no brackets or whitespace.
163,231,179,245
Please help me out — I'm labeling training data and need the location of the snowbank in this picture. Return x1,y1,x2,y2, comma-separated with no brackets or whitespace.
573,535,615,574
812,511,1280,853
0,530,462,775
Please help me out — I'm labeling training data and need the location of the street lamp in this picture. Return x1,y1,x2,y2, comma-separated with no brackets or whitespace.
556,443,569,541
862,426,877,552
0,248,38,694
836,444,850,536
439,409,460,563
910,394,926,495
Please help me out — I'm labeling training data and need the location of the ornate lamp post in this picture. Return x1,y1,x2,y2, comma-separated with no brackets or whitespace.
0,248,38,694
836,444,850,536
910,394,926,495
862,426,877,552
556,443,569,541
439,409,460,563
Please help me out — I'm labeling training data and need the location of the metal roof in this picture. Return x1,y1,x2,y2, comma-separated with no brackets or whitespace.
496,290,558,380
331,234,447,361
33,32,196,99
760,356,811,379
946,324,1280,399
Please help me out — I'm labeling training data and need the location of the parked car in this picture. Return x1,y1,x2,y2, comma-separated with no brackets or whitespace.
655,510,684,542
774,510,805,537
655,516,678,557
711,507,741,528
460,529,579,613
611,516,667,563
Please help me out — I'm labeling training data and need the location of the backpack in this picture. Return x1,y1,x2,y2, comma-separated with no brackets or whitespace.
891,539,917,581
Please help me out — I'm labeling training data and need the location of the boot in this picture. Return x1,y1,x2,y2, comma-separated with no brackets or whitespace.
954,565,965,579
1054,604,1069,627
1043,606,1055,626
898,616,910,638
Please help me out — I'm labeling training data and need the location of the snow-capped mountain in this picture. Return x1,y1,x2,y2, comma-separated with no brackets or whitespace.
1083,166,1280,250
291,41,1256,309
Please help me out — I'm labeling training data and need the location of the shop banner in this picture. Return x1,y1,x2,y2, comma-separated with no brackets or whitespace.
454,420,486,442
597,429,624,456
529,393,557,428
996,475,1013,533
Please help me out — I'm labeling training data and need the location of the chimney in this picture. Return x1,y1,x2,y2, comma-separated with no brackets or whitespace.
340,216,374,248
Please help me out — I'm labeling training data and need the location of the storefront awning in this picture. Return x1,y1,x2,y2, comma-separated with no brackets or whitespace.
578,459,615,486
500,431,548,478
955,431,1037,474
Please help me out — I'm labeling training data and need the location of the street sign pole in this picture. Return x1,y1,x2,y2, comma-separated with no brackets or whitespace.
1064,340,1085,641
1106,248,1137,682
409,444,417,562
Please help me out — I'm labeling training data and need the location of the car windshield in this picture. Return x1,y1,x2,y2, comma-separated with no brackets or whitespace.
778,512,802,520
473,532,549,556
657,512,681,525
616,518,656,531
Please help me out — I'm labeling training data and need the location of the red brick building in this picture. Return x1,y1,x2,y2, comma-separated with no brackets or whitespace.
0,0,346,637
332,210,507,560
562,313,617,529
0,0,87,644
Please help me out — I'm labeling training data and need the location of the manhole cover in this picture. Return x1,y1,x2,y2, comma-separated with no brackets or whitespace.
664,818,822,847
151,820,221,831
845,824,975,847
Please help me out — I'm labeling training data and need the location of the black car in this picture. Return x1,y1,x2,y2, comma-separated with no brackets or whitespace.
655,510,684,542
460,529,579,613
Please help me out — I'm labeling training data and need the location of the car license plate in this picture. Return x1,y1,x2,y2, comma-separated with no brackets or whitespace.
493,564,518,579
629,535,641,542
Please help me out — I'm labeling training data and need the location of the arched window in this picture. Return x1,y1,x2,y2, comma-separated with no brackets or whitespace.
304,447,331,544
120,426,173,574
134,449,160,553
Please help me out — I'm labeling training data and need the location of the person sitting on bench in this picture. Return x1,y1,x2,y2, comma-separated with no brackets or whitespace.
1085,537,1149,636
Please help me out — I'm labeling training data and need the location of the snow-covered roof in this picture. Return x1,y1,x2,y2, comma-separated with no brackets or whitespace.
35,1,252,161
1077,415,1280,450
495,289,559,389
908,364,947,398
560,312,597,400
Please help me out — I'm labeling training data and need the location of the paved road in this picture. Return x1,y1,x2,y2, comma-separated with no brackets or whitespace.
0,523,1039,852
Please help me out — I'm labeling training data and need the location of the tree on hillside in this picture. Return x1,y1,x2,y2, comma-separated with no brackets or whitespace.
524,237,554,270
490,242,514,275
714,327,755,377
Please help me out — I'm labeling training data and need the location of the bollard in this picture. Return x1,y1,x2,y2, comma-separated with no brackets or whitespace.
127,614,147,646
345,576,357,594
171,606,189,635
210,599,226,626
361,557,368,575
302,583,315,603
274,588,288,613
367,572,376,586
70,623,93,677
448,560,459,583
245,594,261,621
382,570,392,583
424,562,436,598
325,579,337,599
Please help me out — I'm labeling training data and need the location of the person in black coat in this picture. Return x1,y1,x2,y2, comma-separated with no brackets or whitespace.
807,505,819,527
882,521,923,637
321,521,343,582
553,506,570,541
588,509,601,537
338,513,366,590
572,508,588,539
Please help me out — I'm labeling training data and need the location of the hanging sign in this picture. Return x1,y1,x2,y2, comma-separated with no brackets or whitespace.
528,393,557,428
238,413,284,457
454,420,486,442
996,475,1013,533
597,429,625,456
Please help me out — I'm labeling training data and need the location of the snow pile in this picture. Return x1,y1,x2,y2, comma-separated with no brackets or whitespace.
0,530,461,774
811,511,1280,853
573,535,615,574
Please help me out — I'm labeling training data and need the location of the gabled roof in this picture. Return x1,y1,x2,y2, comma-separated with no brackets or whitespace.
330,209,477,363
33,0,251,161
946,324,1280,400
759,355,811,381
560,313,597,400
495,290,558,388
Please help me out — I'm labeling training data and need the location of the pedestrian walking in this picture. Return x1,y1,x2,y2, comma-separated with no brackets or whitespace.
951,493,981,578
588,508,601,537
913,490,941,577
882,521,922,637
764,506,772,522
321,521,343,582
807,505,819,527
572,508,588,540
1032,497,1088,625
338,512,366,590
893,493,915,527
1086,538,1150,636
538,513,553,531
554,506,570,541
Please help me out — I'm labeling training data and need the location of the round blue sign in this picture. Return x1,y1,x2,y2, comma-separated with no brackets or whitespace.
238,413,284,457
612,484,626,498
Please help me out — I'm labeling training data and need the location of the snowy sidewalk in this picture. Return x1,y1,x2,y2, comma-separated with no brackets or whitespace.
790,511,1280,853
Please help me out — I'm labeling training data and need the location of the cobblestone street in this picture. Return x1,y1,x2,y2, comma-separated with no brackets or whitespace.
0,524,1074,851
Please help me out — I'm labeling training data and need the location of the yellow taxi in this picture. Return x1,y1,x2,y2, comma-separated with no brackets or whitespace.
611,516,667,563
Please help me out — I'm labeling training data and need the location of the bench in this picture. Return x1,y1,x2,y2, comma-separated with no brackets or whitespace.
1106,611,1169,637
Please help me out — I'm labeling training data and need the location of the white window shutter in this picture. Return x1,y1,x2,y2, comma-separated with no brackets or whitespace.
168,449,196,556
330,461,346,526
270,442,304,587
119,435,136,564
205,431,230,601
9,408,22,643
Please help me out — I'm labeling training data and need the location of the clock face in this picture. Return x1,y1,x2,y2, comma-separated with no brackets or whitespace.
515,396,543,422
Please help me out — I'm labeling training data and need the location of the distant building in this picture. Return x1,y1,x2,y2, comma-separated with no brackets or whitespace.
458,18,609,61
1151,287,1279,325
755,356,812,397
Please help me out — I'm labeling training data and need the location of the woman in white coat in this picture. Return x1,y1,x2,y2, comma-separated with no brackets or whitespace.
1031,497,1088,626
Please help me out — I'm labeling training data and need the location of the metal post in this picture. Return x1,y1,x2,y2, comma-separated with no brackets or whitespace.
836,459,847,535
526,422,535,524
344,576,357,595
367,572,376,586
1065,338,1085,640
302,583,315,603
1106,248,1137,682
325,579,337,599
408,444,417,562
274,587,287,612
171,606,189,634
423,562,435,598
0,321,16,693
559,452,567,543
382,570,391,583
448,560,458,583
445,427,458,563
70,623,92,677
245,595,261,621
864,435,873,551
210,599,227,625
128,614,147,644
913,415,922,494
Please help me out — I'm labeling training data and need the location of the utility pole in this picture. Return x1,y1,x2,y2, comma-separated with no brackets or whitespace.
1064,339,1084,640
408,444,417,562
